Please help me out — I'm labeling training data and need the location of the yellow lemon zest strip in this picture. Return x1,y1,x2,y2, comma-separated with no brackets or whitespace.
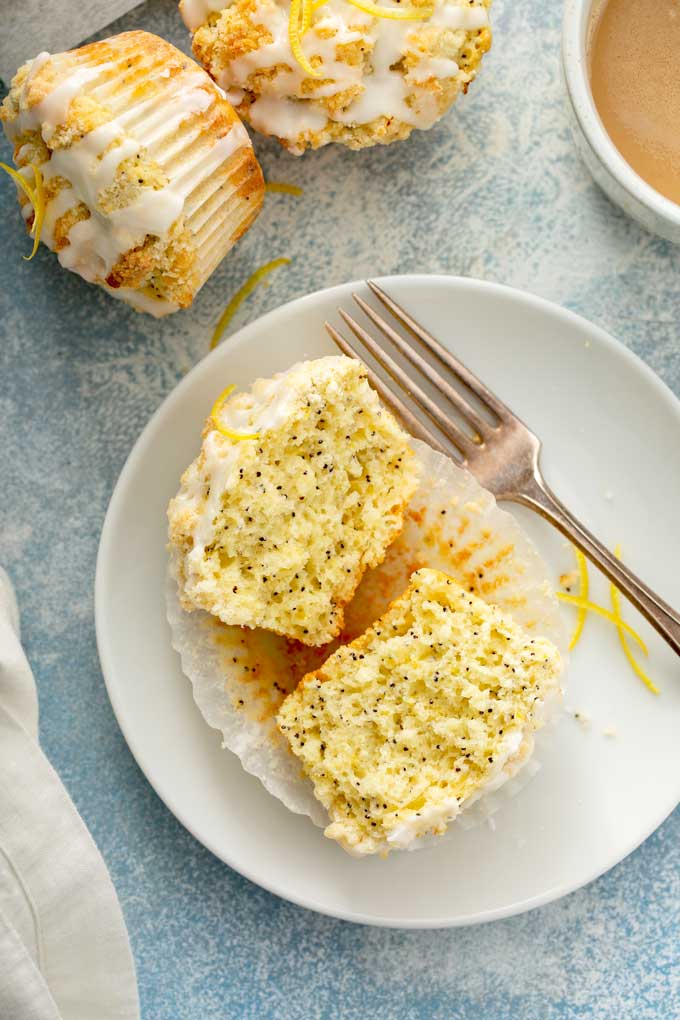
210,258,291,350
0,161,46,260
0,161,36,205
210,384,261,442
312,0,329,9
265,181,304,195
345,0,434,21
289,0,320,77
301,0,314,34
564,547,589,651
26,164,46,261
557,593,648,654
610,546,660,695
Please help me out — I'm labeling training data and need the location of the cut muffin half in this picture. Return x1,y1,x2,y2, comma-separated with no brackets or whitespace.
168,355,419,645
278,568,563,855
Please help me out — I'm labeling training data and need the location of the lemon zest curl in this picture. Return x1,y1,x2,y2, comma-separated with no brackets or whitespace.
289,0,320,77
0,161,46,260
210,384,261,442
558,544,659,695
565,547,589,651
265,182,304,195
210,258,291,350
556,593,648,654
610,546,660,695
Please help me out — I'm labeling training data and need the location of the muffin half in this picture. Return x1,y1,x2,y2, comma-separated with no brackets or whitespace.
167,355,420,645
278,568,563,855
0,30,264,315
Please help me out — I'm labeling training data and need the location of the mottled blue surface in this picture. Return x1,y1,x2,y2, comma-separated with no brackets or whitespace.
1,0,679,1017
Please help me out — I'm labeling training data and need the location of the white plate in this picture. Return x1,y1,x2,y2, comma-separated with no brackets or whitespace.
95,275,680,928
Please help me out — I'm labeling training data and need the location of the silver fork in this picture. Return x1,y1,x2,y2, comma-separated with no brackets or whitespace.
326,281,680,658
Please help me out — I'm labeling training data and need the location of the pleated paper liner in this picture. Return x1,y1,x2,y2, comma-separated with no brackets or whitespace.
167,439,568,841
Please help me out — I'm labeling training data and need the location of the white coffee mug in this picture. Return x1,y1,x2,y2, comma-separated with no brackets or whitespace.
562,0,680,244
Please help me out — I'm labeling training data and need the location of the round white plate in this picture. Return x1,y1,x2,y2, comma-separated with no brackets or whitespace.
96,275,680,928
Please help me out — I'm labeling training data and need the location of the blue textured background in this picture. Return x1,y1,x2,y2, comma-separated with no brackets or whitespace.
1,0,679,1017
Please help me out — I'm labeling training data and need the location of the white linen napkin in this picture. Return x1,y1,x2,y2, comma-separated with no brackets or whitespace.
0,0,146,85
0,569,140,1020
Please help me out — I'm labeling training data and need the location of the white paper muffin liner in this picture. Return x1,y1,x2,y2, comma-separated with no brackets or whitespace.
4,34,261,316
167,439,568,842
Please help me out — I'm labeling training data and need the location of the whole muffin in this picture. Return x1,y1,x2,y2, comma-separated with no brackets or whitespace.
0,31,264,315
180,0,491,153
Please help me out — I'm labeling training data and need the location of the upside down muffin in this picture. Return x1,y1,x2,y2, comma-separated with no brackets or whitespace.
180,0,492,152
167,356,420,645
0,31,264,315
278,569,563,855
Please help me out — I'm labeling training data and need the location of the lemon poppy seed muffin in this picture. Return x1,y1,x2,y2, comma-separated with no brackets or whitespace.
168,356,419,645
0,31,264,315
180,0,491,153
278,568,563,855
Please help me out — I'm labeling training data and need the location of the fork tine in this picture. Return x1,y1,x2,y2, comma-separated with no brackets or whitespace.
353,293,493,439
324,322,453,459
367,280,514,422
337,309,478,458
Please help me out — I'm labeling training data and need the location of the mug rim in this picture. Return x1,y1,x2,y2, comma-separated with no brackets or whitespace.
562,0,680,229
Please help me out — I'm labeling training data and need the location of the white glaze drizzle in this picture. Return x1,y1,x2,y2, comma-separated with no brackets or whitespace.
40,185,80,246
406,55,460,84
102,282,180,316
38,64,117,140
248,96,327,143
333,18,421,128
181,0,229,31
430,3,488,28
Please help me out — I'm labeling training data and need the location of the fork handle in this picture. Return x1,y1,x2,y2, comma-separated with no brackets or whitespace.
510,473,680,657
